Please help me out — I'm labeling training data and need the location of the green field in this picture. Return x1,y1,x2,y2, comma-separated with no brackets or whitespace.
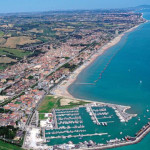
0,48,32,59
0,48,33,70
39,113,48,120
0,64,8,70
0,31,4,37
0,140,23,150
38,95,89,113
38,96,59,113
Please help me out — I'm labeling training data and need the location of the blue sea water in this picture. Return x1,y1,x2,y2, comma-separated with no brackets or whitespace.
68,9,150,149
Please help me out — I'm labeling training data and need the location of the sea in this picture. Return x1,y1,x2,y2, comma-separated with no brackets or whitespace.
68,9,150,149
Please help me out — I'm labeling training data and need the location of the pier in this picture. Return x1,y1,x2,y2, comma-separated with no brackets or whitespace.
86,105,101,125
75,83,95,85
52,109,58,129
46,129,87,135
46,132,108,139
93,102,137,122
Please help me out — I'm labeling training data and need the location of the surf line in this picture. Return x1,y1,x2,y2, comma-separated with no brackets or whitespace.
94,48,122,84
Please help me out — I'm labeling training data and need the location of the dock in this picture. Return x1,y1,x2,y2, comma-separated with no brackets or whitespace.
46,132,108,139
86,105,101,125
52,109,58,129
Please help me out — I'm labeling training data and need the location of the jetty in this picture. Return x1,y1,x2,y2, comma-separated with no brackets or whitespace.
52,109,58,129
75,83,95,85
46,132,108,139
86,105,101,125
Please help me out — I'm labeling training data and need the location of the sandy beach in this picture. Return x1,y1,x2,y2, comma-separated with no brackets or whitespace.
51,24,141,98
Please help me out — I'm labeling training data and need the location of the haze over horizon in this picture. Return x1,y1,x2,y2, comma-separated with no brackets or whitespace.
0,0,150,13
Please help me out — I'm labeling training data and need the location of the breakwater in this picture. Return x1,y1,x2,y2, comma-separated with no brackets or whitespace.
75,122,150,150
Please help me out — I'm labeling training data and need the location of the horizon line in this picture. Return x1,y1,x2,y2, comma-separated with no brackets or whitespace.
0,5,146,15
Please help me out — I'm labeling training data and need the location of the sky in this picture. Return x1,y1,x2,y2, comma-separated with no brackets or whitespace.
0,0,150,13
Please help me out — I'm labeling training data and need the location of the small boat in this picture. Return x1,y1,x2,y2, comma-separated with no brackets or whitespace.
78,134,83,139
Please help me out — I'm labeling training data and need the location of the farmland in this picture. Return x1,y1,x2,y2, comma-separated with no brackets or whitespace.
3,36,40,48
0,48,32,70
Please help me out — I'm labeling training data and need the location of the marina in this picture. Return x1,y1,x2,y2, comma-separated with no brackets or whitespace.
50,121,150,149
42,101,137,147
24,119,150,150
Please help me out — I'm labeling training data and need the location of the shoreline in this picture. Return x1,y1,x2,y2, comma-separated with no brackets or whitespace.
51,23,142,99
